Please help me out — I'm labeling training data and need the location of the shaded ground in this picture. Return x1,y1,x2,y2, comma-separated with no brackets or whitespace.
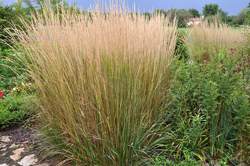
0,126,57,166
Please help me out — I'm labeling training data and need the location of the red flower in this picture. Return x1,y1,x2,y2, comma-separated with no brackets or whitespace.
0,90,4,99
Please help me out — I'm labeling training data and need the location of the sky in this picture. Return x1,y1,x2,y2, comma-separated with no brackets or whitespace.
2,0,250,15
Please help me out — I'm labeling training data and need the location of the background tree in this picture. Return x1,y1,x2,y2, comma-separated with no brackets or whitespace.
22,0,68,11
202,4,230,24
244,9,250,25
0,0,73,48
203,4,219,17
226,15,242,26
189,8,200,17
175,9,193,27
143,12,151,20
242,3,250,25
234,4,250,26
0,4,26,48
218,9,228,22
164,9,193,27
154,9,167,17
154,8,194,27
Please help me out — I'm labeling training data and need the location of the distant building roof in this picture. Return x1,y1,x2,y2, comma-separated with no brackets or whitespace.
187,17,203,27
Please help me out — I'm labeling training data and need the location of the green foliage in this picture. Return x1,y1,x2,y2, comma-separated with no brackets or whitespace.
188,9,200,18
0,48,33,130
203,4,219,17
0,6,17,48
218,9,228,22
0,4,29,48
152,155,200,166
173,9,193,28
174,29,189,60
162,54,250,164
169,9,192,28
0,93,37,129
231,8,250,26
202,3,228,24
0,48,27,91
226,15,243,26
154,9,194,28
243,9,250,25
0,1,74,48
226,4,250,26
22,0,71,13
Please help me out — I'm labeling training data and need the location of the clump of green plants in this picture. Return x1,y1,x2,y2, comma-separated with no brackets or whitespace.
0,93,37,129
174,28,189,60
10,4,177,165
241,29,250,82
0,47,34,130
159,53,250,165
0,4,30,49
0,48,27,91
152,155,200,166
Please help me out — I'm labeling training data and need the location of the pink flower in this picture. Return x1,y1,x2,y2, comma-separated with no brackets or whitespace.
0,90,4,99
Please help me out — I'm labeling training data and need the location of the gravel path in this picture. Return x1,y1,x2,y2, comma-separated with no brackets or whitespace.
0,127,57,166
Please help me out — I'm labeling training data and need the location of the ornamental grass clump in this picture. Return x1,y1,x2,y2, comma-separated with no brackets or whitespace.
187,19,246,62
11,4,177,165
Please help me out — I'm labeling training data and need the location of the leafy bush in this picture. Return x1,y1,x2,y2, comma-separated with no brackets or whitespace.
0,47,33,130
161,53,250,164
0,5,28,48
152,155,199,166
0,93,37,129
242,29,250,82
0,48,27,92
174,28,189,60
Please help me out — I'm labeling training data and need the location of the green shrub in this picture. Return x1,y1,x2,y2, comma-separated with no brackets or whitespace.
0,6,20,48
162,53,250,164
0,48,34,130
0,93,37,129
0,48,27,91
174,29,189,60
152,155,200,166
242,29,250,82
